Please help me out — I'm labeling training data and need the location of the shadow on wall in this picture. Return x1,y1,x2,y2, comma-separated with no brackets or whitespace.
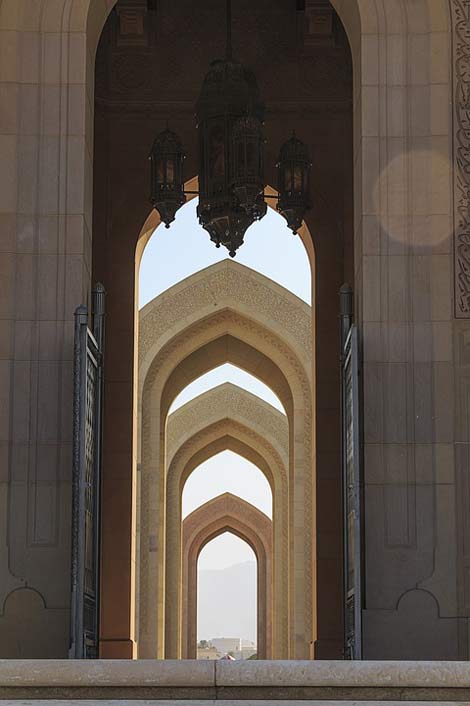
0,588,69,658
363,589,461,660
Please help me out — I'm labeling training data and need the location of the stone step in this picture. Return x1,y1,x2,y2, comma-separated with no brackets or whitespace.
0,702,468,706
0,661,469,702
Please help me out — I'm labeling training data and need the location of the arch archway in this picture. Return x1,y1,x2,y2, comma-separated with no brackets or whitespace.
0,0,457,661
182,493,272,659
160,383,287,659
138,263,311,658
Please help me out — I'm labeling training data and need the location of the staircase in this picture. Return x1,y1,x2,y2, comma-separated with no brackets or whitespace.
0,660,469,703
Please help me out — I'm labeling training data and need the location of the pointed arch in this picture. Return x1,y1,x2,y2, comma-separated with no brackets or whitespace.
182,493,272,659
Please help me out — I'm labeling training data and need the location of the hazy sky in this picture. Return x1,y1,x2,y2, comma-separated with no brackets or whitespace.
139,200,310,578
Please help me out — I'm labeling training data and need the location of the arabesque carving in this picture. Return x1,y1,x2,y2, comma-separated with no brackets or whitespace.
452,0,470,316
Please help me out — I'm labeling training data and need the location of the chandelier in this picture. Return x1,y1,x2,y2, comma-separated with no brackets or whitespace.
149,0,311,257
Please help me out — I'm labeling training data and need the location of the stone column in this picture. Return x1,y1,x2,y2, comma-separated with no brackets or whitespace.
358,0,460,658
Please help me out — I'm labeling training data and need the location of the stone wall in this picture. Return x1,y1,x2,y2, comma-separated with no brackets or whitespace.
0,0,466,660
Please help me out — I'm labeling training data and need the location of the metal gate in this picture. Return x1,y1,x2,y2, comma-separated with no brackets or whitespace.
340,285,363,659
69,284,105,659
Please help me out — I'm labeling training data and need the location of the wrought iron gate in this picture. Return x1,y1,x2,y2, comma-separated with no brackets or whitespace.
70,284,105,659
340,284,363,659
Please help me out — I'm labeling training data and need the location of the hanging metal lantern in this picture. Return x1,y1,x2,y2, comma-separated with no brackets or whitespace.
196,58,266,256
148,1,313,253
277,133,311,235
149,128,186,228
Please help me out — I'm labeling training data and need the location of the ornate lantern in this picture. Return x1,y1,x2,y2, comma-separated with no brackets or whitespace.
195,59,266,256
149,129,186,228
277,133,311,235
148,1,311,253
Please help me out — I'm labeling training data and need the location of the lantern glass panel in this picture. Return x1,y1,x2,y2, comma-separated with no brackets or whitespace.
293,165,302,192
157,159,164,184
209,124,225,180
284,166,292,192
166,158,175,185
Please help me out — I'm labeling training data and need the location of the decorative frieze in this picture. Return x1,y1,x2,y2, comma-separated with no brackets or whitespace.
452,0,470,316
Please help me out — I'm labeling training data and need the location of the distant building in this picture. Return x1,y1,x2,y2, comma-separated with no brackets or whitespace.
235,640,257,660
210,637,257,660
210,638,241,655
197,646,220,660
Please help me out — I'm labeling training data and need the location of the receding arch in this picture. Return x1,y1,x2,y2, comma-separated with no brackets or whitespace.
164,415,287,658
137,262,311,658
166,383,288,468
182,493,272,659
139,303,310,659
161,385,287,659
141,378,289,659
138,260,312,394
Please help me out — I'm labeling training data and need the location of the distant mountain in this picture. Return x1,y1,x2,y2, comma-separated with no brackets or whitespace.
198,560,257,644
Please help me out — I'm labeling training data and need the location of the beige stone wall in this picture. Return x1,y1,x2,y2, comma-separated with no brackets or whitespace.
341,0,460,658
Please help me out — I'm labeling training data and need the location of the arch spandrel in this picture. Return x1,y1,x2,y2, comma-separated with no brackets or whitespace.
166,382,288,470
182,493,272,659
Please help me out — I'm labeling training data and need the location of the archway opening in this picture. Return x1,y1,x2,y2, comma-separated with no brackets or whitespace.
92,0,351,660
182,492,273,658
197,533,258,659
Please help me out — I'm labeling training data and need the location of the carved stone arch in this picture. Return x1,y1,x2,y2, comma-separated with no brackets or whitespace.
160,384,288,659
166,382,288,470
138,267,312,658
140,415,289,658
182,493,272,659
138,260,312,393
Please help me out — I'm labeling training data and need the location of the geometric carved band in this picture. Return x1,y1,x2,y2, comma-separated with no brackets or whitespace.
452,0,470,316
